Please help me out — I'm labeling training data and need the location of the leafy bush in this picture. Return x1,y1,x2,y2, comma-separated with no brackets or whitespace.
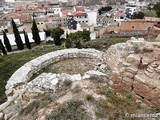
86,94,94,101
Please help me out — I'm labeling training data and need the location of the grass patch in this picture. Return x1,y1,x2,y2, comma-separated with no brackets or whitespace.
0,45,62,104
19,100,39,115
84,36,129,51
46,99,91,120
150,106,160,113
71,85,81,93
30,65,58,80
95,87,143,119
38,93,53,109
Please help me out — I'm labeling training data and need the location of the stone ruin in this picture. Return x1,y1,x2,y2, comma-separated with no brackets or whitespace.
103,37,160,107
0,38,160,119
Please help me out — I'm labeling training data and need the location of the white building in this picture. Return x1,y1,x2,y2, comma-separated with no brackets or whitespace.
86,11,97,26
5,0,15,2
114,12,126,22
59,0,68,2
125,4,137,15
53,7,61,14
73,12,89,24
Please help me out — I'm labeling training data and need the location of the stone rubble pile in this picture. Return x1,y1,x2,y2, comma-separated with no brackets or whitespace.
25,70,108,94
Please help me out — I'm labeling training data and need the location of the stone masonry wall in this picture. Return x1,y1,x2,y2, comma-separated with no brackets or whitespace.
103,38,160,107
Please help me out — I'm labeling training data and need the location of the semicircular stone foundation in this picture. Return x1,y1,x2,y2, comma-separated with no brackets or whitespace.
5,48,107,98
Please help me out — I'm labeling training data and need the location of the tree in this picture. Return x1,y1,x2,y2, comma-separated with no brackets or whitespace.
52,27,64,46
98,6,112,15
153,2,160,17
31,18,41,45
131,12,145,19
11,19,24,50
145,10,157,17
3,30,12,52
23,30,31,49
68,30,90,48
0,39,7,55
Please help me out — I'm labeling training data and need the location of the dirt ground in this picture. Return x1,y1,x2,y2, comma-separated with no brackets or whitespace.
52,58,99,74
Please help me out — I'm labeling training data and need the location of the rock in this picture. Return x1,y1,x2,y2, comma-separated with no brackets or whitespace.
135,99,142,103
122,77,133,83
155,68,160,74
51,78,59,85
141,58,149,66
123,62,131,67
124,67,138,74
151,63,158,68
0,101,11,111
4,112,13,120
0,112,4,120
143,43,154,52
82,75,90,80
59,73,71,81
85,70,106,76
126,54,140,65
5,89,13,97
48,74,57,80
146,67,154,73
122,72,135,79
70,74,82,81
99,64,108,72
144,71,154,78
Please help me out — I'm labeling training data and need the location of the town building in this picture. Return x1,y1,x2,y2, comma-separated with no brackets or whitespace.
114,12,126,22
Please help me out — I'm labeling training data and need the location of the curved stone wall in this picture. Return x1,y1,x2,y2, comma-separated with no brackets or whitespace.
5,48,104,96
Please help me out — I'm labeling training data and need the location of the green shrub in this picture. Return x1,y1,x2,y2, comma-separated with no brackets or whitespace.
20,100,39,115
63,80,72,86
86,94,94,101
46,99,91,120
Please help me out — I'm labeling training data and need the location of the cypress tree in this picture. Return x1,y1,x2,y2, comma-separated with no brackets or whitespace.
23,30,31,49
11,19,24,50
3,30,12,52
0,39,7,55
31,18,41,45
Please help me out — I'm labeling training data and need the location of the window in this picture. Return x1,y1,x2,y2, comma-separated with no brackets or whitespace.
82,21,84,23
132,26,134,28
86,21,88,22
85,16,87,18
